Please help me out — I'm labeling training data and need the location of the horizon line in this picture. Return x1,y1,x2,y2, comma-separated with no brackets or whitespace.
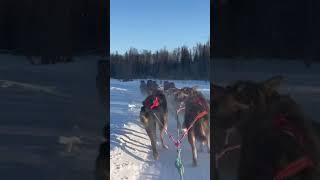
110,40,210,55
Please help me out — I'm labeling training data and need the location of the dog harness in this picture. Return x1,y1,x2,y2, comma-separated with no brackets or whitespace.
273,114,315,180
215,114,315,180
215,128,241,168
150,97,160,109
145,96,160,110
152,108,208,180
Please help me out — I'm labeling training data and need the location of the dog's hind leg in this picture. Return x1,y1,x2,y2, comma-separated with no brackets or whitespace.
176,113,181,132
199,142,205,152
160,113,169,149
146,121,159,160
188,131,198,167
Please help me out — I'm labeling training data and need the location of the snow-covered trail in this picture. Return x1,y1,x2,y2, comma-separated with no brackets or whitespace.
110,79,210,180
0,56,105,180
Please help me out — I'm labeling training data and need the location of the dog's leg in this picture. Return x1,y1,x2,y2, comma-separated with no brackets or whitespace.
146,121,159,160
188,131,198,167
160,113,169,149
176,113,181,132
199,142,204,152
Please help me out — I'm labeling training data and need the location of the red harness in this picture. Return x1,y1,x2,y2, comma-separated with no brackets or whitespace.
150,97,160,109
215,114,315,179
145,96,160,110
273,114,315,180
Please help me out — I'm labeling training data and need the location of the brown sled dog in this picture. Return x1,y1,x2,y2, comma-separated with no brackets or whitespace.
140,90,169,160
163,81,176,91
212,76,320,180
183,88,210,167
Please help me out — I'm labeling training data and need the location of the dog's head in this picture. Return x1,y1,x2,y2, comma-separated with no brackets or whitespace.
173,86,199,102
212,75,284,130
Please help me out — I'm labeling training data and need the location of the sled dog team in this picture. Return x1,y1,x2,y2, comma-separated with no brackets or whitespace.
140,80,210,166
139,77,320,179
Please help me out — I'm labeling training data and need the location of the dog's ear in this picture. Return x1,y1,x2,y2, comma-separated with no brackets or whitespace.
211,83,226,100
262,75,285,94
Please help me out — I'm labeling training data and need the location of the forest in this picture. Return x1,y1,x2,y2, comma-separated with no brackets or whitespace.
110,41,210,80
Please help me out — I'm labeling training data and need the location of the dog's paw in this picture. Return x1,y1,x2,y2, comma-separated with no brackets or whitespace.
199,147,204,153
192,161,198,167
153,152,159,160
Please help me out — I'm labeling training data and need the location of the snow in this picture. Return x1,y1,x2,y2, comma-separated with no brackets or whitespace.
110,79,210,180
0,55,105,180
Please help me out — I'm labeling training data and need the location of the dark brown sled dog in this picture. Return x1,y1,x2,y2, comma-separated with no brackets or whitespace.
183,89,210,167
140,90,168,160
212,76,320,180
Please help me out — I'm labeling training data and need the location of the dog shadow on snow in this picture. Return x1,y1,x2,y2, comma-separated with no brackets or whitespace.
111,126,154,163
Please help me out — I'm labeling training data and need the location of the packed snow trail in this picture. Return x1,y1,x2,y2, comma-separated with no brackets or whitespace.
0,56,105,180
110,79,210,180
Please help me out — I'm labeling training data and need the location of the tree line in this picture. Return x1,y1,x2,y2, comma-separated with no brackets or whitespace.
110,41,210,80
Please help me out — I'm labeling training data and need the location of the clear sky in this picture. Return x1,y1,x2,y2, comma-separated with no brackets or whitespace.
110,0,210,54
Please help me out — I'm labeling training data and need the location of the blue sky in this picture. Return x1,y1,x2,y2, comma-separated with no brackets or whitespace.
110,0,210,54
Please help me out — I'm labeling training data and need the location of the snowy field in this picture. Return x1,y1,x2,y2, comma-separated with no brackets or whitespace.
213,59,320,180
110,79,210,180
0,55,105,180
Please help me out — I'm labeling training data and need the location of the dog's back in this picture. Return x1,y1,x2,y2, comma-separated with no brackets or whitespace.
184,100,210,141
148,90,167,112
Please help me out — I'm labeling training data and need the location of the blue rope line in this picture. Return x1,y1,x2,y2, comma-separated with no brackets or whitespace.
175,117,184,180
175,148,184,180
153,112,184,180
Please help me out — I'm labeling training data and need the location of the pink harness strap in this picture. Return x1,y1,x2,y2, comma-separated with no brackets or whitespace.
273,114,315,180
215,127,241,168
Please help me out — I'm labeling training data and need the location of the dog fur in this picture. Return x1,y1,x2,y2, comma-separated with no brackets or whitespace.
140,90,168,160
213,76,320,179
183,88,210,166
